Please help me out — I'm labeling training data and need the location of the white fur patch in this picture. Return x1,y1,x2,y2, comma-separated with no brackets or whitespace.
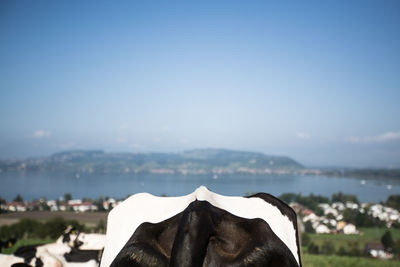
100,192,196,267
100,186,299,267
0,254,25,266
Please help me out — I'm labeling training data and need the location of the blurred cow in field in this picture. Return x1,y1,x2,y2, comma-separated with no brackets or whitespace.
56,226,105,251
0,226,105,267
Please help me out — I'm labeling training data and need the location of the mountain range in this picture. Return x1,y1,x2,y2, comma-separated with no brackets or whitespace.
0,149,304,175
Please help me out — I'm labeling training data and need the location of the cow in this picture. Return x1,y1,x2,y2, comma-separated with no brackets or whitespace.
0,228,105,267
100,186,301,267
5,242,100,267
56,226,106,251
0,252,46,267
0,254,29,267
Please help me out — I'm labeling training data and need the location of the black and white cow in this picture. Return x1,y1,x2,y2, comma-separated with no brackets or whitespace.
10,242,99,267
56,226,106,252
0,254,32,267
100,186,301,267
0,228,105,267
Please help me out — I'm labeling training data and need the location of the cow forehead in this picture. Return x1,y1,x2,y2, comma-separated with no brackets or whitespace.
100,186,299,267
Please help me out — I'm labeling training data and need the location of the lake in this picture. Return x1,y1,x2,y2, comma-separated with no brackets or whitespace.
1,173,399,203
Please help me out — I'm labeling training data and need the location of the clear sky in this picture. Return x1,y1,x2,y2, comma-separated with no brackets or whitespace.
1,0,399,167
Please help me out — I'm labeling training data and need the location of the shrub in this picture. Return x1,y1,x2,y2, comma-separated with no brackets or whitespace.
301,232,311,246
0,217,85,240
332,192,359,204
95,220,106,234
308,242,319,254
338,246,348,256
386,195,400,210
381,230,393,251
347,241,361,257
13,194,23,203
321,241,335,255
305,221,315,234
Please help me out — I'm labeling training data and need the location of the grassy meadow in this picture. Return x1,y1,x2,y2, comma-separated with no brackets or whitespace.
305,227,400,251
1,215,399,266
303,254,399,267
1,238,55,254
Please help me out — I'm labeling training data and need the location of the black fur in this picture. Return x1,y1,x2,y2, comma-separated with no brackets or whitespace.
62,233,71,243
34,257,43,267
11,263,32,267
13,245,38,263
111,200,299,267
248,193,302,267
64,248,101,262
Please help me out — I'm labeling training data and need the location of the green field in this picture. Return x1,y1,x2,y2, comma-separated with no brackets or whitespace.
1,238,55,254
5,239,399,266
309,227,400,242
303,254,399,267
2,227,400,266
306,227,400,251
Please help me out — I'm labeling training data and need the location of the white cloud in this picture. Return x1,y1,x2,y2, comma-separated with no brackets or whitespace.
32,130,51,139
348,131,400,144
296,132,310,139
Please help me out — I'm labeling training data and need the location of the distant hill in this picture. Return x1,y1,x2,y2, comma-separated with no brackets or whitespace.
0,149,304,175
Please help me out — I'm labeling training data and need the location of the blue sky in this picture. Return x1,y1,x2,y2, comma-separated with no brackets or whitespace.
1,0,399,167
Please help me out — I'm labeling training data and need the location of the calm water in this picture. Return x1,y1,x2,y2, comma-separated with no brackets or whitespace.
1,173,399,203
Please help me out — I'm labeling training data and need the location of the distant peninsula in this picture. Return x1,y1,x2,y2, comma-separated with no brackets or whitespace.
0,149,304,175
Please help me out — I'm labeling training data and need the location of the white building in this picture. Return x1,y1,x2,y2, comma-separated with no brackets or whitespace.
315,224,330,234
343,223,358,234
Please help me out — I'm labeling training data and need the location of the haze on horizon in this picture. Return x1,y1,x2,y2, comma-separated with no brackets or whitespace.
1,0,400,168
